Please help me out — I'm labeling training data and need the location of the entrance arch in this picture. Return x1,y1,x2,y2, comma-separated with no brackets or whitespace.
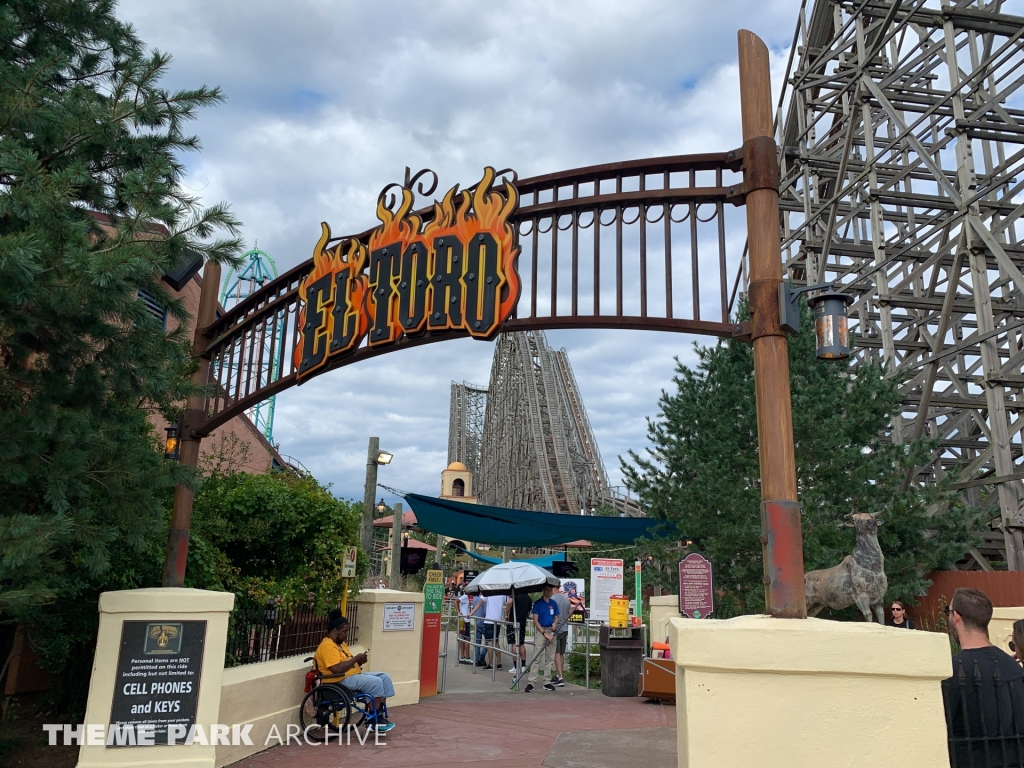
196,151,747,436
167,31,806,620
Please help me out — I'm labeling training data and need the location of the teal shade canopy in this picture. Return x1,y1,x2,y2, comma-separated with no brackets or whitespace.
402,493,669,547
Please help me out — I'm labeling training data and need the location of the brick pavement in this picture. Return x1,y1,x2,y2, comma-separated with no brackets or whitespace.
231,689,675,768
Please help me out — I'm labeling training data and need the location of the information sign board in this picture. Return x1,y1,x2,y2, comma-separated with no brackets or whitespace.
108,620,206,746
340,545,358,578
382,603,416,631
589,558,624,622
678,554,714,619
423,570,444,615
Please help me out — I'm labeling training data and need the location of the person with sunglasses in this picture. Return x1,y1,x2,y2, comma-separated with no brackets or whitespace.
884,600,915,629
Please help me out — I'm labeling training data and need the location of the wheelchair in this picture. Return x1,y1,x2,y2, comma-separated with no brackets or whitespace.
300,656,389,740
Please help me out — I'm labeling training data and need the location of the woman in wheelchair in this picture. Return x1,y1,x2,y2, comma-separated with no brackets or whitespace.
311,614,395,733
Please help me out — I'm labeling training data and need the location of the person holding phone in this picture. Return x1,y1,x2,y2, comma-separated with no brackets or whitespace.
315,613,395,732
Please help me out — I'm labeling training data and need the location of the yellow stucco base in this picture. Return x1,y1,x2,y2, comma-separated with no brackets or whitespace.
76,588,234,768
669,614,952,768
212,588,425,765
649,595,681,647
990,607,1024,655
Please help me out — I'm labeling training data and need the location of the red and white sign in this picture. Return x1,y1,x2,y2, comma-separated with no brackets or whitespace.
590,558,624,622
678,554,714,619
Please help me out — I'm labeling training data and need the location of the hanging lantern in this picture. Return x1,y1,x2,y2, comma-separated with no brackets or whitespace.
164,425,180,461
807,292,854,360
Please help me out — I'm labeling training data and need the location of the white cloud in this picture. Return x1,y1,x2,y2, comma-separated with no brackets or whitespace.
116,0,800,502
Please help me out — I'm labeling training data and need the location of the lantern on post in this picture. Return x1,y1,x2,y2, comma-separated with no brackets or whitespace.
807,291,855,360
779,282,855,360
164,423,181,461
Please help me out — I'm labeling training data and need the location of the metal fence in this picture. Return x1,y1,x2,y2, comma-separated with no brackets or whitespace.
945,657,1024,767
225,602,358,667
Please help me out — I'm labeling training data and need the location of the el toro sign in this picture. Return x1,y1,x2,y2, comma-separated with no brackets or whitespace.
294,167,521,382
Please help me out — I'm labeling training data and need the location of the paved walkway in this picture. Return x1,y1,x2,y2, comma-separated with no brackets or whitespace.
232,659,676,768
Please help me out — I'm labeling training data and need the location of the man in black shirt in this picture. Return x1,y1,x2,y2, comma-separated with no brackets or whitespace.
942,587,1024,767
505,590,533,677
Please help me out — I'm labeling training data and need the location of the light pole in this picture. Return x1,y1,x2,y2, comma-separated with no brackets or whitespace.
162,260,221,588
390,501,403,588
360,437,393,556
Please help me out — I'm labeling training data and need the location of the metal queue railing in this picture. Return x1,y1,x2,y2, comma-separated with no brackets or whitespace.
439,604,629,692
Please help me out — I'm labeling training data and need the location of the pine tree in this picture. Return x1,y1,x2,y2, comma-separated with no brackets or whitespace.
622,305,979,616
0,0,241,680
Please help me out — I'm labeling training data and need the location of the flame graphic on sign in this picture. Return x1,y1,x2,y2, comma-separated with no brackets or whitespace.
292,223,370,376
422,167,521,334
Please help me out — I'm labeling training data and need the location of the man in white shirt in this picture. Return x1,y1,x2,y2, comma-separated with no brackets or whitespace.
456,591,475,664
470,594,507,669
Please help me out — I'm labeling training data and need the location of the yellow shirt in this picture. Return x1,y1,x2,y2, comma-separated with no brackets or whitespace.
314,637,360,683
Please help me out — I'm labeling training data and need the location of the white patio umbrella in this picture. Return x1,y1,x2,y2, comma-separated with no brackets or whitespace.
464,561,562,689
463,561,560,595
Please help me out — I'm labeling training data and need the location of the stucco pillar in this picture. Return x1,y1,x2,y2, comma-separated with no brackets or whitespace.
649,595,681,647
350,588,424,706
669,615,952,768
990,606,1024,655
77,588,234,768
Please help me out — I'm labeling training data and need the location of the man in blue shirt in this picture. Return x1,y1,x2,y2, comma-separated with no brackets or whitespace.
526,584,560,692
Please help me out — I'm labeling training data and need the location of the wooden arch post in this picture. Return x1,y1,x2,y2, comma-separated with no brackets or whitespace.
738,30,807,618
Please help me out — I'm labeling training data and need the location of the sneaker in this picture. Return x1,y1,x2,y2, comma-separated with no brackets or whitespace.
553,676,566,687
475,660,487,667
496,665,502,670
509,666,519,675
543,683,556,691
483,665,494,670
525,683,534,692
373,721,395,733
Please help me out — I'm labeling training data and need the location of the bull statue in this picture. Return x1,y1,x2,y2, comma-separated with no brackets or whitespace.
804,512,887,623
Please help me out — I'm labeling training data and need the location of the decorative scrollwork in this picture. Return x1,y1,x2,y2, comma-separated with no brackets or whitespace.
645,204,667,225
493,167,519,185
670,203,692,223
620,206,642,226
404,167,439,197
696,202,719,223
377,182,407,214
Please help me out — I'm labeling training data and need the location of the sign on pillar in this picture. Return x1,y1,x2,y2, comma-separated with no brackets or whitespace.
678,553,714,619
419,570,444,697
76,588,233,768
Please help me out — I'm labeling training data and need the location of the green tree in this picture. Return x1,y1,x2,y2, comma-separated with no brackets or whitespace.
621,305,979,617
0,0,240,704
187,472,365,612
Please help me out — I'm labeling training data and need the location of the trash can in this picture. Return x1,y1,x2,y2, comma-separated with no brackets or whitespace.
599,624,643,697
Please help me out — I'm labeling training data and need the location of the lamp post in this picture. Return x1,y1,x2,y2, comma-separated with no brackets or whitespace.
162,260,221,588
738,31,806,618
390,502,403,588
360,437,393,556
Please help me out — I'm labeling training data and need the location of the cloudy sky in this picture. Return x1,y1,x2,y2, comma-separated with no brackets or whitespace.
118,0,800,504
